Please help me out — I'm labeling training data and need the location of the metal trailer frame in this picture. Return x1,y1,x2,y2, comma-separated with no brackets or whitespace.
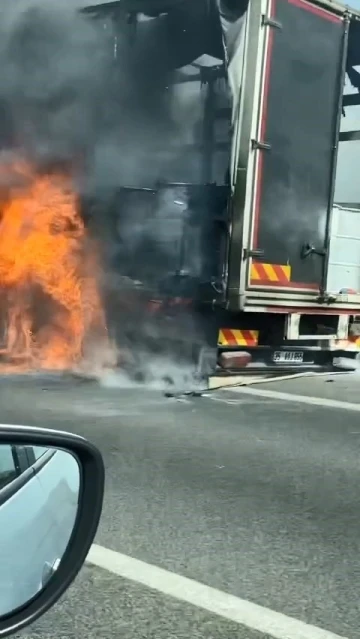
82,0,360,317
225,0,360,317
81,0,234,310
81,1,231,187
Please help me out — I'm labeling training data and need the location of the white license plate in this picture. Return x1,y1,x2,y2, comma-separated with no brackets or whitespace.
273,351,304,363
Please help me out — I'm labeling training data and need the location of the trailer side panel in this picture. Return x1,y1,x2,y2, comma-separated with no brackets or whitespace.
247,0,345,292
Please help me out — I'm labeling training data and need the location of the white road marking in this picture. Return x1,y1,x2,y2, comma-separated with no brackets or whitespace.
224,386,360,412
205,395,268,406
87,544,347,639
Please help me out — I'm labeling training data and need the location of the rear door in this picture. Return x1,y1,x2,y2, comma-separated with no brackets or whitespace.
239,0,347,294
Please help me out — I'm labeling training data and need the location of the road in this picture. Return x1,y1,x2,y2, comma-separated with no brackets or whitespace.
0,371,358,639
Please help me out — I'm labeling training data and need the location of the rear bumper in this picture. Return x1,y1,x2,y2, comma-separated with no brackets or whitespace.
228,290,360,313
215,344,358,375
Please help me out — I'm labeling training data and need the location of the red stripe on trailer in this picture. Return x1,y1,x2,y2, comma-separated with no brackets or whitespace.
287,0,342,23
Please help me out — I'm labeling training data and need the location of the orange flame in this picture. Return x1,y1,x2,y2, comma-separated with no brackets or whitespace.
0,162,111,372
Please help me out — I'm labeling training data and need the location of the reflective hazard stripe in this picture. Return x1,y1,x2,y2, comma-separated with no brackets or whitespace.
250,263,291,284
218,329,259,347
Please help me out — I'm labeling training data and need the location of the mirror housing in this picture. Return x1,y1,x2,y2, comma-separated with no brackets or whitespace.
0,424,104,638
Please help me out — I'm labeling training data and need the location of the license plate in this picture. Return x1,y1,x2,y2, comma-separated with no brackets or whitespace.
273,351,304,363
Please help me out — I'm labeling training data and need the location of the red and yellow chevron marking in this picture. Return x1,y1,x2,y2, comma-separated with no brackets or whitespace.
250,262,291,285
218,329,259,347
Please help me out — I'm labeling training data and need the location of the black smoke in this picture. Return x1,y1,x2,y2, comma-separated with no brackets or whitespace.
0,0,230,385
0,1,110,167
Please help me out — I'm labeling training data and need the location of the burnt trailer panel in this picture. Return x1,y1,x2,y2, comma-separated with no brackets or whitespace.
227,0,347,308
84,183,228,299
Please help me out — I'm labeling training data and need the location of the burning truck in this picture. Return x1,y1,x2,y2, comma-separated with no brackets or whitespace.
0,0,360,382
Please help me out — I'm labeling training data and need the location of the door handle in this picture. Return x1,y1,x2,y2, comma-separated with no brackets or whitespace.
301,243,327,259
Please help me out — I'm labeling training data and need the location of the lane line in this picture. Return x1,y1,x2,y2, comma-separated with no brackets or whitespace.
205,395,266,406
86,544,347,639
224,386,360,412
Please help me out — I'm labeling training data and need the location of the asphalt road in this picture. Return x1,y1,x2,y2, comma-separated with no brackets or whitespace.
0,373,357,639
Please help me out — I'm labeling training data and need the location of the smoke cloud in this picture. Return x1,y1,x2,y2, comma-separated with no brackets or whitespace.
0,0,109,166
0,0,228,388
0,0,196,184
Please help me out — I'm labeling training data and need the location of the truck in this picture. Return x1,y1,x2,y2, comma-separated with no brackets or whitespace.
81,0,360,380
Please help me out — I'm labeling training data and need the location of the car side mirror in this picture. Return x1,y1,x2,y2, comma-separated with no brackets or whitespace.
0,424,104,638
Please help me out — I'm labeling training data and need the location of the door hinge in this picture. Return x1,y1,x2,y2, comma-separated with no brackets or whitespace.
251,139,271,151
261,15,282,30
316,292,336,305
243,248,265,260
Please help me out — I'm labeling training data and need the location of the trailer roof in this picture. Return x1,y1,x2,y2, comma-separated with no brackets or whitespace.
80,0,184,12
80,0,360,16
324,0,360,18
316,0,360,17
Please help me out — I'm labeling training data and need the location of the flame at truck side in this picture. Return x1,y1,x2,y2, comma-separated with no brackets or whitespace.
0,162,112,372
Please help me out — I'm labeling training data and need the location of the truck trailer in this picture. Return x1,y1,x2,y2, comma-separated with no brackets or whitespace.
81,0,360,379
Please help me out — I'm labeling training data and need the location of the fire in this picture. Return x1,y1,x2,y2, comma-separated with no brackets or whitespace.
0,162,111,373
